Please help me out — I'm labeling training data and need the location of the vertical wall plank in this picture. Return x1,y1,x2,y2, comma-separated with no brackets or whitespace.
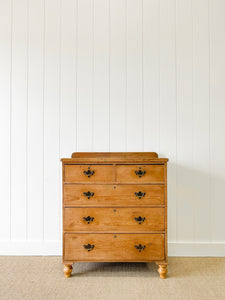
192,0,210,241
11,0,28,240
127,0,143,151
27,0,44,240
159,0,177,241
44,0,60,240
76,0,93,151
93,0,109,151
210,0,225,241
110,0,126,151
143,0,160,153
176,0,194,241
1,0,225,254
0,0,12,240
60,0,77,241
60,0,77,158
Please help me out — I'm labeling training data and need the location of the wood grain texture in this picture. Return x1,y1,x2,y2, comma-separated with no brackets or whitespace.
64,184,165,206
64,165,114,183
63,264,73,278
71,152,158,159
62,159,168,165
64,207,165,232
62,152,167,279
116,165,164,183
64,233,165,262
156,263,168,279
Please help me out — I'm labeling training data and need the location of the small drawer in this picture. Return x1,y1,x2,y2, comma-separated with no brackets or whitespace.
64,207,165,232
64,165,113,183
64,184,164,206
64,233,165,261
116,165,164,183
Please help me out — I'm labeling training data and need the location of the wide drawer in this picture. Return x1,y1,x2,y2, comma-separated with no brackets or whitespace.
116,165,164,183
64,184,164,206
64,233,165,261
64,207,165,232
64,165,113,183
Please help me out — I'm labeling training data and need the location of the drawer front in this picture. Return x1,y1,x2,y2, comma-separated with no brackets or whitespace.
64,184,164,206
64,233,165,261
64,207,164,232
116,165,164,183
64,165,113,183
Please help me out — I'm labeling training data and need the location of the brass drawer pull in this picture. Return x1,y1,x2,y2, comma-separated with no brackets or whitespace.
83,216,94,224
83,244,95,251
135,169,146,177
83,167,95,177
134,216,146,224
135,191,146,199
83,191,94,199
135,244,146,252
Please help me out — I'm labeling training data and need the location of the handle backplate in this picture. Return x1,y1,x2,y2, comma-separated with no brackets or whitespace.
83,244,95,251
83,216,94,224
135,168,146,178
83,167,95,178
135,191,146,199
135,244,146,252
134,216,146,224
83,191,94,199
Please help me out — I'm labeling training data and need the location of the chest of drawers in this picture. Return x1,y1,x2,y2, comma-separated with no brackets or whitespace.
61,152,168,278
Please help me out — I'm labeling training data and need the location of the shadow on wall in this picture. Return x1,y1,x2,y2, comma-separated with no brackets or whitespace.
167,161,225,242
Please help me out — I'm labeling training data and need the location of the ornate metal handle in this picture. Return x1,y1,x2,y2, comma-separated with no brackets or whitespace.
83,216,94,224
135,244,146,252
83,167,95,177
134,216,146,224
83,244,95,251
135,191,146,199
135,168,146,178
83,191,94,199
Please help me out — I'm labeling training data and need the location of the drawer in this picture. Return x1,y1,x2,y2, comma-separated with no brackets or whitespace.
64,207,165,232
64,165,113,183
64,184,164,206
64,233,165,261
116,165,164,183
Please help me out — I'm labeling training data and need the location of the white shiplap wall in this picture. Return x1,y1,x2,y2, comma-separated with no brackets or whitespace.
0,0,225,256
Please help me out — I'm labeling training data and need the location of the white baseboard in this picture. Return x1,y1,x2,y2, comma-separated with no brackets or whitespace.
0,241,225,256
0,241,62,255
168,242,225,257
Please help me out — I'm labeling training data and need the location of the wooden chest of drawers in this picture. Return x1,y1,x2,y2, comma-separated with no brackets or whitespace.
61,152,168,278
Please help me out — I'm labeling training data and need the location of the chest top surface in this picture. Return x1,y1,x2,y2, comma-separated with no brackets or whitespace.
61,152,168,164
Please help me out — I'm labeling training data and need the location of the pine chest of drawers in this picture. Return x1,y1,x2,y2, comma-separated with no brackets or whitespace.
61,152,169,278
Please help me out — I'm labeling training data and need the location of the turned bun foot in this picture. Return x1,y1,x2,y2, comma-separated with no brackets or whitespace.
63,264,73,278
157,264,168,279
